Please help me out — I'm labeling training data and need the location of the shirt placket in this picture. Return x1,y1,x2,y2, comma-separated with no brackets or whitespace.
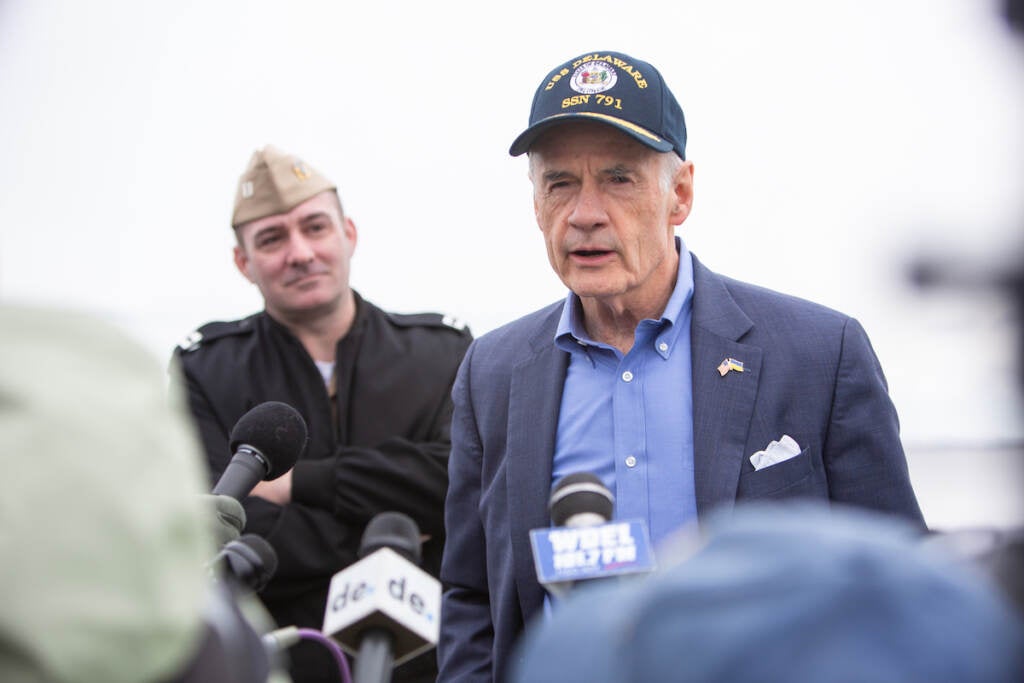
613,352,648,524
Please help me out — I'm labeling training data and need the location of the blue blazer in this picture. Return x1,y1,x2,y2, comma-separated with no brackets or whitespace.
438,254,925,682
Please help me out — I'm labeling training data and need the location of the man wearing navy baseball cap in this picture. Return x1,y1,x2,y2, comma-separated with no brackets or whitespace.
438,51,924,682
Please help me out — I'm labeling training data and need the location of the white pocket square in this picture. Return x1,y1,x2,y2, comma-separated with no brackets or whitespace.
750,434,801,471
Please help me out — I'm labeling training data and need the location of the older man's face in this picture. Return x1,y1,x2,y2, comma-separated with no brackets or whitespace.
529,121,694,316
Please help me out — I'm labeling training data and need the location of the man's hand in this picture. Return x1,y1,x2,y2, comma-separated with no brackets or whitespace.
201,494,247,546
251,469,293,505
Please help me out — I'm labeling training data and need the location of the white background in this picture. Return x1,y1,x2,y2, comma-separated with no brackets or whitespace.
2,0,1023,529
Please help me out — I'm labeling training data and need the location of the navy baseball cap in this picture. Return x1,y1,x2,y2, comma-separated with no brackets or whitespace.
509,51,687,159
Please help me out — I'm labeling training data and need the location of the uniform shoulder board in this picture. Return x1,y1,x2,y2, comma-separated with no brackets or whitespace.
176,316,256,353
388,311,469,333
440,314,469,332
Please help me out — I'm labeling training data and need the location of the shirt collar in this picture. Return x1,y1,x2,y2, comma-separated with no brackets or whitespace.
555,236,694,356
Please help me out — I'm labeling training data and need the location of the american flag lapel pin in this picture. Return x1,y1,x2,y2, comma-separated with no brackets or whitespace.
717,357,744,377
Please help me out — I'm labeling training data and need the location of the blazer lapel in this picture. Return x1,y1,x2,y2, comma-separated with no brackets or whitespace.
506,307,568,618
690,255,762,518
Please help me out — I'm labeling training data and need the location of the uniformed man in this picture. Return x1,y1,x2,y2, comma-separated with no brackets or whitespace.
173,145,472,683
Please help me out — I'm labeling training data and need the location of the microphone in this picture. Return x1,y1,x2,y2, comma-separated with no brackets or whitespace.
549,471,615,528
531,472,656,599
212,401,307,501
322,512,440,683
197,579,275,683
208,533,279,593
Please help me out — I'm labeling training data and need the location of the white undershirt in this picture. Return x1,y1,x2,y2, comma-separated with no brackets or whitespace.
314,360,335,388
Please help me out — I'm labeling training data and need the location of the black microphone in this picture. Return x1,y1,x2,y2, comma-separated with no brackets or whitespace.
209,533,279,593
212,401,307,501
322,512,441,683
549,472,615,528
531,472,655,599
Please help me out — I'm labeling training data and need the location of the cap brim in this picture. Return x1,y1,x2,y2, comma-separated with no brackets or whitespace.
508,112,675,157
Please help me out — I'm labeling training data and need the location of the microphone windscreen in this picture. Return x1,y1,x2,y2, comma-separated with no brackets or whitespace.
359,511,422,564
549,472,614,527
220,534,278,593
228,401,307,478
235,533,279,579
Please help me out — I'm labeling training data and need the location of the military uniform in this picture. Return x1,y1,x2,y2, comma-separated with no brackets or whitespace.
173,291,471,683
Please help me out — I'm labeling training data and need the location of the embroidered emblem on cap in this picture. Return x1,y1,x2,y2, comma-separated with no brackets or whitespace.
571,62,617,94
292,162,312,182
240,181,254,199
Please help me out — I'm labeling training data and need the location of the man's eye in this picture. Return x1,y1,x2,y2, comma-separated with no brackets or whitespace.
257,235,282,248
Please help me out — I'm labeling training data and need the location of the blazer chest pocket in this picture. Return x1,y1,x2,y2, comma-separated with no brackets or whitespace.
736,446,823,500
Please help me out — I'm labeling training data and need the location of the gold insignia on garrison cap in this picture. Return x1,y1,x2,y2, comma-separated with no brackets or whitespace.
292,162,311,181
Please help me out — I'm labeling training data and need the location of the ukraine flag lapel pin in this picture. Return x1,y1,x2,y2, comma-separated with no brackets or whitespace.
717,357,744,377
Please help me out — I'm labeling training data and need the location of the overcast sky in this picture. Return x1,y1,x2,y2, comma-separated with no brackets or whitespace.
2,1,1023,526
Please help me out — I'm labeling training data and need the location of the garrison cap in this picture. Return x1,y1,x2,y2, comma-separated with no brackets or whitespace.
509,51,687,159
231,145,337,228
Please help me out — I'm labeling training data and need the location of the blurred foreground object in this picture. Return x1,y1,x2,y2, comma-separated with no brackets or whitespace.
0,305,272,683
1006,0,1024,35
511,502,1024,683
922,525,1024,616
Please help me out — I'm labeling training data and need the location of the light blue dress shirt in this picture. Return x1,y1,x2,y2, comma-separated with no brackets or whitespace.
552,237,696,548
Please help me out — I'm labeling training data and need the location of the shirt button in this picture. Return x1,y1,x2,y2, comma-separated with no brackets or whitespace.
658,342,668,352
622,371,634,382
625,455,637,468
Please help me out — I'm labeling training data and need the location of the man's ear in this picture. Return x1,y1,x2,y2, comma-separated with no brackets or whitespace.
233,244,254,283
670,161,695,226
342,216,358,257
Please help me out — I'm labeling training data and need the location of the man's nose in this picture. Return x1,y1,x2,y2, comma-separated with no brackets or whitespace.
287,234,315,265
567,181,607,230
